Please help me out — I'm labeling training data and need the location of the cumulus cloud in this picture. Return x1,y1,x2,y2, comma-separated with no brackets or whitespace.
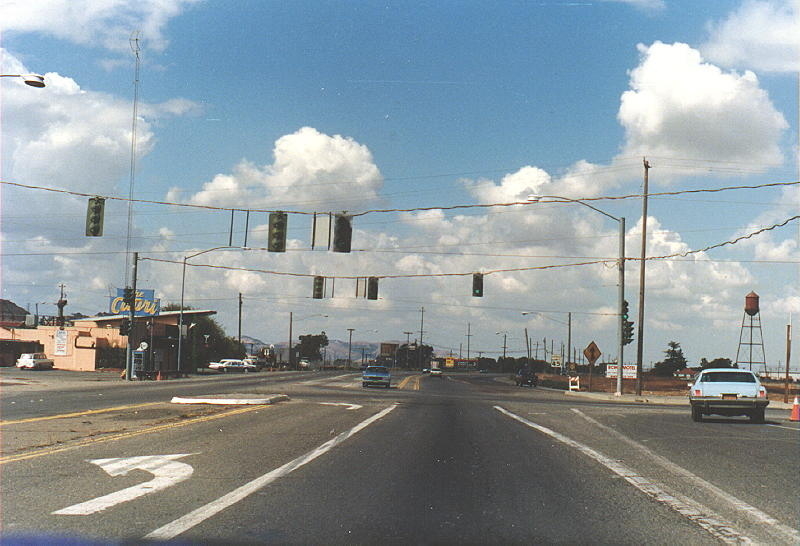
176,127,384,211
0,0,201,52
618,41,788,167
701,0,800,73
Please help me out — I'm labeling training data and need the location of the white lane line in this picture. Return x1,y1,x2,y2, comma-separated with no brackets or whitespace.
494,406,754,545
145,404,397,541
571,408,800,544
767,424,800,431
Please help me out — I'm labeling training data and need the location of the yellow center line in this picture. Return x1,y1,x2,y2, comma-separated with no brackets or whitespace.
0,405,263,465
0,402,163,427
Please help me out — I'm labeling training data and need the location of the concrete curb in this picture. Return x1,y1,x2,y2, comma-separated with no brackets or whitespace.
171,394,290,405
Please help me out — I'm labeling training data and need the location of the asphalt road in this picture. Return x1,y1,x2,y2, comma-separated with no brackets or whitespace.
1,370,797,544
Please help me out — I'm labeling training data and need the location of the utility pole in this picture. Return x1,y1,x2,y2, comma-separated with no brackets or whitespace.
125,253,138,381
785,322,792,403
404,331,413,369
466,322,472,361
348,328,355,369
418,307,425,370
238,292,243,349
566,312,572,373
635,157,650,395
288,312,293,369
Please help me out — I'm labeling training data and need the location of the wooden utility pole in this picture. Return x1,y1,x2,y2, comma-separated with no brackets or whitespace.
636,157,650,395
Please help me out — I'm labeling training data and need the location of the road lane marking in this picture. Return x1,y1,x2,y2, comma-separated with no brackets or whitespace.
767,424,800,431
319,402,362,410
53,454,194,515
571,408,800,544
397,375,421,390
0,405,263,466
145,404,398,541
494,406,754,545
0,402,163,427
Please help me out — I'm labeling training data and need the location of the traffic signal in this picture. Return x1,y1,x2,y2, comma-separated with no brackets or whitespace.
367,277,379,300
472,273,483,297
332,213,352,253
123,287,135,308
119,318,131,336
621,299,629,321
623,320,635,345
268,212,288,252
85,197,105,236
313,276,325,299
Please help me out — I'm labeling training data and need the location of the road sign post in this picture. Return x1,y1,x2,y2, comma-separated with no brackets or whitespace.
583,341,601,392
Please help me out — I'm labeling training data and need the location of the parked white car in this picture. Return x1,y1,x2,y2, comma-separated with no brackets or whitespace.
208,359,258,373
689,368,768,423
16,353,54,370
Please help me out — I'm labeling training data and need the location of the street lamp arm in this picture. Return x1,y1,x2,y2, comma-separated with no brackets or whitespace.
185,245,236,261
1,74,45,87
528,194,620,223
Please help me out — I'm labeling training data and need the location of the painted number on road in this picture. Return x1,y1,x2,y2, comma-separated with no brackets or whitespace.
53,454,194,516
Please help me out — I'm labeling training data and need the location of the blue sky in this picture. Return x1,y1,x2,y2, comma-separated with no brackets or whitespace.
2,0,798,370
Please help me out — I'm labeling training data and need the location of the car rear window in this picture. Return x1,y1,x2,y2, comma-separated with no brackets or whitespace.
701,372,756,383
366,367,387,373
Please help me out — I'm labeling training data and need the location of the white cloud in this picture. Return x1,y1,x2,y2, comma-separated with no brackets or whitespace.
701,0,800,73
177,127,384,211
618,41,788,168
0,0,202,52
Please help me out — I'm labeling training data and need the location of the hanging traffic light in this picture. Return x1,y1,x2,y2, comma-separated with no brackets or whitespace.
123,287,135,308
332,213,352,253
623,320,635,345
621,299,629,321
472,273,484,297
268,212,288,252
85,197,105,236
313,276,325,299
367,277,379,300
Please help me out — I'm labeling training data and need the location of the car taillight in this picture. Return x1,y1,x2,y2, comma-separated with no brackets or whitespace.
758,388,767,398
693,389,702,396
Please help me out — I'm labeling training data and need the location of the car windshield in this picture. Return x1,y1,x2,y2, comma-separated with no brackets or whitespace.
365,367,388,373
701,372,756,383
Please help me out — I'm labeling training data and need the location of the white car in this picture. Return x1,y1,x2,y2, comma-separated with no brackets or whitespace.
689,368,768,422
430,368,443,377
208,359,258,373
16,353,54,370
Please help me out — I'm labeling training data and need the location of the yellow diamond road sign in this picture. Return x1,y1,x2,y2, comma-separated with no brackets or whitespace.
583,341,601,365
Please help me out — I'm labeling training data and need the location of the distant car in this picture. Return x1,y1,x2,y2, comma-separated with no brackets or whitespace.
429,368,443,377
362,366,391,388
208,359,258,373
479,369,489,374
422,368,430,374
15,353,54,370
689,368,768,422
514,368,537,387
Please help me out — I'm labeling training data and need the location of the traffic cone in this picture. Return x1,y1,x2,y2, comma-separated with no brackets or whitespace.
791,397,800,422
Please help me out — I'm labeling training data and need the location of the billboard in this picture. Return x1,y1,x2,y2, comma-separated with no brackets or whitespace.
380,343,399,357
605,363,638,379
110,289,160,317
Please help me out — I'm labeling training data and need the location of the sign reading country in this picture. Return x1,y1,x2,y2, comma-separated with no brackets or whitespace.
110,289,161,317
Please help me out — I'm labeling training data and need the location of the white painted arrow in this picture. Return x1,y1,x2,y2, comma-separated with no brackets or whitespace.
319,402,363,410
53,454,194,516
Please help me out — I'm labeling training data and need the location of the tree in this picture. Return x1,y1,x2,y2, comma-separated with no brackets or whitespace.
297,332,328,361
395,343,434,369
651,341,688,376
162,304,242,368
700,357,734,369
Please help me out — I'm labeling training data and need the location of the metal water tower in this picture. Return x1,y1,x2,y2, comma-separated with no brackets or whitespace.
735,291,767,371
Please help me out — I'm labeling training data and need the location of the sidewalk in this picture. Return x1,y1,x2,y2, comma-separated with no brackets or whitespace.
559,387,793,410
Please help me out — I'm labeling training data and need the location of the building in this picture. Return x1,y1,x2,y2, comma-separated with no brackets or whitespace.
0,310,216,372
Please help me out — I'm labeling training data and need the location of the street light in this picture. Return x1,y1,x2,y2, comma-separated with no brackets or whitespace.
528,194,626,395
177,246,234,373
0,74,45,87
